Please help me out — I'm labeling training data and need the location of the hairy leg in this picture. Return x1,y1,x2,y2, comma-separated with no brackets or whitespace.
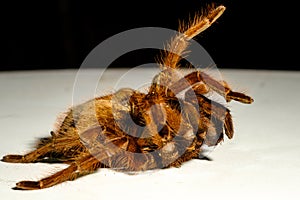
170,70,253,104
2,134,84,163
12,128,164,190
14,154,101,190
159,5,226,69
185,85,234,141
2,143,55,163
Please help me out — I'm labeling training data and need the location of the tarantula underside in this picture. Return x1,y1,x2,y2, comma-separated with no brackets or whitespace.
2,5,253,190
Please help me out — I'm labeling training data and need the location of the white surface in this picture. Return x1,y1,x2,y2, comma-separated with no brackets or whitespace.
0,68,299,199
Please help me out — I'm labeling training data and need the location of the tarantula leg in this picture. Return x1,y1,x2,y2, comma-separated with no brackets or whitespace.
198,94,234,139
2,143,54,163
1,155,25,163
159,5,226,69
224,110,234,139
14,164,79,190
2,134,83,163
14,154,100,190
170,71,253,104
185,87,234,140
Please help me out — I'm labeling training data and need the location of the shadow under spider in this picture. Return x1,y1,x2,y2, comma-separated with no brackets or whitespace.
197,156,213,161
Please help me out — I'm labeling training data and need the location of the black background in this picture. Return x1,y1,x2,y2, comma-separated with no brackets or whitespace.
1,0,299,71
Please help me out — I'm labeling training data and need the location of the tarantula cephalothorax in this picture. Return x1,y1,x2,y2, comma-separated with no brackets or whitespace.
2,5,253,190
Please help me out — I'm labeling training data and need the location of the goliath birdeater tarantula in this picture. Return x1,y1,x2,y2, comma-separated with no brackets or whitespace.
2,5,253,190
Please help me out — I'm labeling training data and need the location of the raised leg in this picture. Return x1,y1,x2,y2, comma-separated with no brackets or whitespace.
170,70,253,104
159,5,226,69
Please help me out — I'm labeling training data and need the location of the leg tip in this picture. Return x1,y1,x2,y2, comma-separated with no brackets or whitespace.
226,91,254,104
1,155,24,163
15,181,42,190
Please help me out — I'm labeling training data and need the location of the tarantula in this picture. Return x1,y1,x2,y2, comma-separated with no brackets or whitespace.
2,5,253,190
